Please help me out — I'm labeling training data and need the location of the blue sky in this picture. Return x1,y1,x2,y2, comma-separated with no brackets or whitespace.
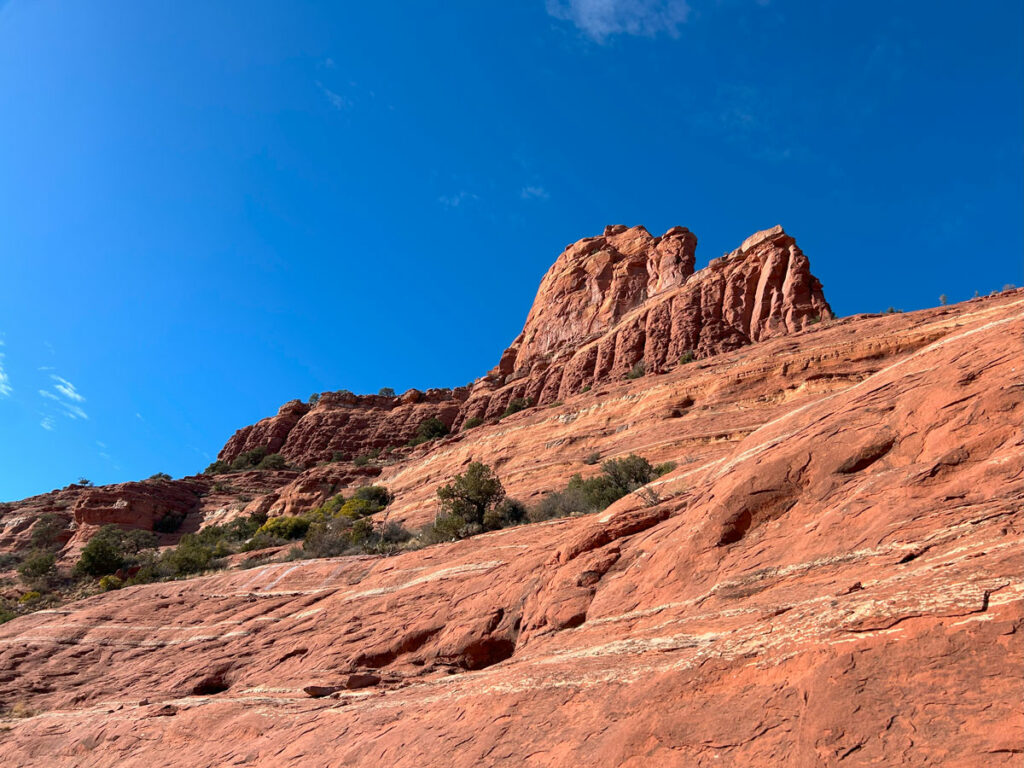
1,0,1021,500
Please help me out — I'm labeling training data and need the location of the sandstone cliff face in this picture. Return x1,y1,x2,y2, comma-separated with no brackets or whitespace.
461,224,831,422
217,388,469,469
214,224,831,465
0,292,1020,767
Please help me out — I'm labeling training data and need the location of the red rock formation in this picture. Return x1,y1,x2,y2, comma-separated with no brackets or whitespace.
215,224,831,461
0,480,207,564
0,291,1020,766
461,224,831,421
218,388,469,469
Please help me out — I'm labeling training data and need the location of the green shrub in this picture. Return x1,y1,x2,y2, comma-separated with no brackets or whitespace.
409,417,450,446
308,486,391,522
0,553,22,570
305,514,410,557
626,362,645,379
601,454,656,494
348,518,375,545
303,517,354,558
255,516,310,541
308,393,321,406
353,485,393,510
353,454,373,467
462,416,484,430
74,526,157,577
154,511,270,576
309,494,346,519
528,453,660,523
679,350,695,364
436,462,506,529
29,513,65,550
257,453,289,470
148,472,172,481
530,475,616,522
230,447,268,471
482,498,527,531
581,385,592,393
567,473,624,510
529,483,591,522
582,451,601,465
17,550,56,587
501,397,533,418
161,534,218,575
18,591,42,605
654,461,677,477
98,574,124,591
378,387,396,397
204,460,229,475
337,498,375,519
420,513,475,544
331,451,346,462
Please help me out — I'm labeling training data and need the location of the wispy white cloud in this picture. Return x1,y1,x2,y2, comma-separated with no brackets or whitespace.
50,375,84,402
39,374,88,420
546,0,691,42
40,416,55,431
316,80,349,110
520,185,550,200
0,353,10,397
438,191,479,208
62,403,88,420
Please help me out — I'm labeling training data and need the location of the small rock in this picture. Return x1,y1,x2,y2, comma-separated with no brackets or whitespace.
343,673,381,690
303,685,341,698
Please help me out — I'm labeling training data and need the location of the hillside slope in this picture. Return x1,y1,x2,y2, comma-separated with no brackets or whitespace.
0,282,1020,766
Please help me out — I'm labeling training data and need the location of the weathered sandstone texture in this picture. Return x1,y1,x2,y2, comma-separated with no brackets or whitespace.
0,286,1021,766
463,224,831,421
218,388,469,469
212,224,831,468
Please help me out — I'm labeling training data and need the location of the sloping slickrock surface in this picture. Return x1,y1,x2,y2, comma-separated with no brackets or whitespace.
0,294,1020,767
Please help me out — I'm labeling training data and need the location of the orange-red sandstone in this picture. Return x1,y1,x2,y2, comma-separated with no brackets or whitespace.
0,290,1020,766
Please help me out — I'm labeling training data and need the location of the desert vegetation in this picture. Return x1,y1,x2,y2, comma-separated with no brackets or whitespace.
407,416,450,446
1,453,671,624
500,397,533,419
204,447,294,475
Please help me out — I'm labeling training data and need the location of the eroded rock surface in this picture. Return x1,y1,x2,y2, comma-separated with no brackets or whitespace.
211,224,831,467
0,290,1020,767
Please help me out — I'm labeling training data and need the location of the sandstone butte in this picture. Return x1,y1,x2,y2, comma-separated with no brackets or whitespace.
0,224,1020,767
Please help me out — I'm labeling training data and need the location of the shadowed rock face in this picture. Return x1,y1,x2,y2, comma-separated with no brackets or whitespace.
0,290,1020,767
